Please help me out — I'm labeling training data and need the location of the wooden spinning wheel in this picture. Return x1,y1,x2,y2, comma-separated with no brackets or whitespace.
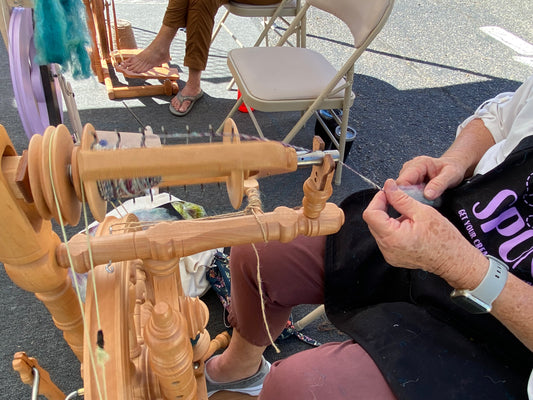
82,0,179,99
2,119,344,399
82,214,216,400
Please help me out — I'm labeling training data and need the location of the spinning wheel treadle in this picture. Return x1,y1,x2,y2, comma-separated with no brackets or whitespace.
82,0,180,99
112,50,180,80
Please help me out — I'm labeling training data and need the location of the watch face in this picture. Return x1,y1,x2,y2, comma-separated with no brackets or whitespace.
450,291,491,314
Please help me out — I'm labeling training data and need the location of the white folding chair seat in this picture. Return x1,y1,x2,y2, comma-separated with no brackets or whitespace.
223,0,299,18
229,47,347,109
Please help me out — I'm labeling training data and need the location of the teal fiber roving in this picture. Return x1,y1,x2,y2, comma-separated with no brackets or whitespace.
33,0,92,79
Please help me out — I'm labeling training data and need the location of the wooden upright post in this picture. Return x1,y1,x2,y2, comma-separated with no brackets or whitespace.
0,126,84,360
144,302,197,400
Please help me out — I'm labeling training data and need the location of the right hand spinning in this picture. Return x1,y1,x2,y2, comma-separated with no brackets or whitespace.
396,155,469,201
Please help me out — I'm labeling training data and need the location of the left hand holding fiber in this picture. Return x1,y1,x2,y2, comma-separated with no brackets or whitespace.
363,179,482,286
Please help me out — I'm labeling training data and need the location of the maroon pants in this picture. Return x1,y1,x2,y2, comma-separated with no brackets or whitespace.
227,236,396,399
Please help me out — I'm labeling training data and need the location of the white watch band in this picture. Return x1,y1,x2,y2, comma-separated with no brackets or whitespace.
451,255,509,313
469,255,509,305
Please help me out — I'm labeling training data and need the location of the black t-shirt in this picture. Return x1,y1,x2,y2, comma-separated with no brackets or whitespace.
324,136,533,400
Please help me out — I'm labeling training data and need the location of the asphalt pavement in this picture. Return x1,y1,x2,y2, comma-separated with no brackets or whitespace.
0,0,532,397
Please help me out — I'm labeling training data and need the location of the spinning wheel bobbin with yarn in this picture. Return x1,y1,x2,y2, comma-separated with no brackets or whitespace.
21,120,301,226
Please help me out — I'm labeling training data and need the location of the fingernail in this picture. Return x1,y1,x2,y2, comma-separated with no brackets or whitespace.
425,188,436,199
386,179,398,191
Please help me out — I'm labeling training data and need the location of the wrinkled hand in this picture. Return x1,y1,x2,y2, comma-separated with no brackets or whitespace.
396,155,469,200
363,180,484,285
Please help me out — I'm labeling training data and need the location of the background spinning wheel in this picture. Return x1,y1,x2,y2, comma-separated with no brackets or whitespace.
8,7,62,140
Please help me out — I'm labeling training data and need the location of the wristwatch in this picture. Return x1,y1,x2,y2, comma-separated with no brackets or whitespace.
450,255,509,314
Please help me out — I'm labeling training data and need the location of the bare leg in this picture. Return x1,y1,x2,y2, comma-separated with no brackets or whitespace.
121,25,177,73
206,330,266,383
170,68,203,113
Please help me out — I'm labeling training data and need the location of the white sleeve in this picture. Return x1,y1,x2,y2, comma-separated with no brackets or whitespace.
457,75,533,142
454,76,533,174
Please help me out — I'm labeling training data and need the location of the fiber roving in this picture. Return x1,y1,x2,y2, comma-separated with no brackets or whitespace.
33,0,92,79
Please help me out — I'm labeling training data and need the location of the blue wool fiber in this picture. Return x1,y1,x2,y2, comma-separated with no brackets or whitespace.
33,0,92,79
33,0,69,64
59,0,92,78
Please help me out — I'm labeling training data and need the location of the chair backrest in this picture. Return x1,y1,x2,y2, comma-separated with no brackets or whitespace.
307,0,393,48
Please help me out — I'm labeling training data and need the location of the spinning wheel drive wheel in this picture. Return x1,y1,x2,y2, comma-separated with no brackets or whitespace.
83,215,161,400
84,258,145,399
81,214,213,400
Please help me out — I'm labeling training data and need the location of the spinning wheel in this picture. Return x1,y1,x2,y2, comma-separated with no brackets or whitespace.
83,0,179,99
8,7,63,139
2,120,344,399
83,214,215,400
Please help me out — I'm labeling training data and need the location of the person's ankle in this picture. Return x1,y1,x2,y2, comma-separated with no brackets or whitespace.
181,84,202,97
205,355,225,383
206,355,261,383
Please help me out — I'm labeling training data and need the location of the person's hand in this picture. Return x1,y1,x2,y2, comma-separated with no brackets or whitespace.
362,179,487,288
396,155,469,200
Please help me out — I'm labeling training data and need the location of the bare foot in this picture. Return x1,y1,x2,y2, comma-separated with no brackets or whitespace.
121,45,171,74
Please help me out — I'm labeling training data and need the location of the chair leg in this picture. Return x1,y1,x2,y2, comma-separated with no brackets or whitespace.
300,9,306,48
217,98,264,139
282,107,315,143
226,78,236,91
211,9,230,45
334,123,347,185
216,98,242,133
263,17,269,47
221,22,245,48
246,108,265,139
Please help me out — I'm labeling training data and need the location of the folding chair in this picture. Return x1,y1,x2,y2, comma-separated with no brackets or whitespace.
211,0,306,49
211,0,306,90
217,0,395,184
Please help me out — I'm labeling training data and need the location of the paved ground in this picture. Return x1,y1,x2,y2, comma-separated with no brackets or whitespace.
0,0,532,397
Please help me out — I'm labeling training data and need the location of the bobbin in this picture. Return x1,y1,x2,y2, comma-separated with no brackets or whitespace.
20,121,339,225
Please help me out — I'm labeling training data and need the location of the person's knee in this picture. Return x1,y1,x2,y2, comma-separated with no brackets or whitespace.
259,343,396,400
189,0,221,17
229,244,258,276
